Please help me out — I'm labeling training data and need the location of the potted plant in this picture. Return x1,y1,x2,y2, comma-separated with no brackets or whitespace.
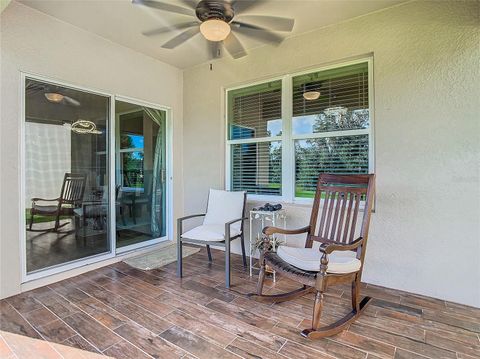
251,234,284,275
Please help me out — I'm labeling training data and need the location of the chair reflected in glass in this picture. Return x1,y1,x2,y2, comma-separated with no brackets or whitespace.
28,172,86,232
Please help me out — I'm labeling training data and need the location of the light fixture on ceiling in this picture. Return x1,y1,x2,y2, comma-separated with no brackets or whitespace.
45,92,65,103
200,19,231,42
303,79,322,101
71,119,102,135
303,91,321,101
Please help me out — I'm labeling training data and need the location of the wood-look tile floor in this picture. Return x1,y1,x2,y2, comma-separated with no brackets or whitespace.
1,247,479,359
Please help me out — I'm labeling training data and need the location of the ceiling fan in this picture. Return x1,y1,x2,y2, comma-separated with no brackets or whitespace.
26,82,81,107
132,0,295,59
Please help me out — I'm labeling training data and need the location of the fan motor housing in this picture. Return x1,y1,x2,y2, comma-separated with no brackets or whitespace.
196,0,234,22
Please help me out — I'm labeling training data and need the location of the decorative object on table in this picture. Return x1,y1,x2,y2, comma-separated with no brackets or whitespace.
124,244,200,271
248,173,375,340
249,208,287,280
177,189,247,288
253,203,282,212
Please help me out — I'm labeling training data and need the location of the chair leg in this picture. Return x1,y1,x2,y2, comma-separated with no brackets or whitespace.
206,245,212,262
256,256,266,295
312,291,324,330
240,234,247,268
177,238,183,278
54,213,60,232
351,275,360,312
132,204,137,225
120,207,126,226
225,239,231,289
29,210,34,231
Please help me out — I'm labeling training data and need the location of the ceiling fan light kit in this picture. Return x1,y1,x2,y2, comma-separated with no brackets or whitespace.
44,92,64,103
134,0,295,59
303,91,321,101
200,19,230,41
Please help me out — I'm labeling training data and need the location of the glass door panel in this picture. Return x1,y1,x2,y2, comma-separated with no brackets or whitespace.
115,100,166,248
24,78,110,273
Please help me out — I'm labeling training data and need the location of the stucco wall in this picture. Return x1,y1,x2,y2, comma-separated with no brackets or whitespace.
0,2,184,298
182,1,480,307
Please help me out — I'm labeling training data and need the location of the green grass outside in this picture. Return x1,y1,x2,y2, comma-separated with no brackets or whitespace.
25,210,70,224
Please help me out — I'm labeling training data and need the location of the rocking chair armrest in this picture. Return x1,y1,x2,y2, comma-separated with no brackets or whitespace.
320,237,365,254
31,197,60,203
262,225,310,236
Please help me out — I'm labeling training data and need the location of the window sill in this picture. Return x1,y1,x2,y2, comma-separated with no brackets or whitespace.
247,196,371,212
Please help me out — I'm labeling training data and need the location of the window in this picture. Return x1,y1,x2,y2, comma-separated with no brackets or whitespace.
227,80,282,195
226,58,373,201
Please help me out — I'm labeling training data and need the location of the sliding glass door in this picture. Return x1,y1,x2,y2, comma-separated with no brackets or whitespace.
24,78,111,273
115,100,167,249
23,76,170,278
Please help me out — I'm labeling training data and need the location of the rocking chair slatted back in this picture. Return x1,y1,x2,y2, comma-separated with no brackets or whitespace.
59,173,86,206
306,174,375,252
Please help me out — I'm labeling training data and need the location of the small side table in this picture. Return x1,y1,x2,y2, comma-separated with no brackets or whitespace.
249,209,287,281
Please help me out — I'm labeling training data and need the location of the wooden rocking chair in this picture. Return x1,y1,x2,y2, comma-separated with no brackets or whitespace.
249,173,375,339
29,173,86,232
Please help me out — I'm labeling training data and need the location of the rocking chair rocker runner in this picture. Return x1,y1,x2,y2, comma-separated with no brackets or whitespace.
249,173,375,339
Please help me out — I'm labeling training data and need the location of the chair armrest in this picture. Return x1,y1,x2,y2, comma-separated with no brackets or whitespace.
177,214,206,237
262,225,310,236
320,237,365,254
225,217,248,227
177,213,206,223
31,197,60,202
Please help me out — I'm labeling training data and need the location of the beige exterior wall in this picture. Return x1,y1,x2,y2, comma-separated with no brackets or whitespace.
182,1,480,307
0,2,184,298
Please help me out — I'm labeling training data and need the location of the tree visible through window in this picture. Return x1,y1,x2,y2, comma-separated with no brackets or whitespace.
226,59,373,200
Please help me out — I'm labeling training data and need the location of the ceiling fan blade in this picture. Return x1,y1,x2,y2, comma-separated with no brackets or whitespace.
132,0,195,17
231,22,284,44
162,27,200,49
231,0,267,15
142,22,199,36
223,32,247,59
178,0,198,10
208,41,222,59
234,15,294,32
63,96,81,107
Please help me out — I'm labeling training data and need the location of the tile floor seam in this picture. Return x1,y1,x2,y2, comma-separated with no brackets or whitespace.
0,332,20,359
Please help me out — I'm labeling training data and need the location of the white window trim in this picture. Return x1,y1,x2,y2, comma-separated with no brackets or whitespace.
225,56,375,204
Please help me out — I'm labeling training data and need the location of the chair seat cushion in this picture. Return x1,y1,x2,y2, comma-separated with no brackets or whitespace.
276,246,361,274
181,224,241,242
32,204,59,214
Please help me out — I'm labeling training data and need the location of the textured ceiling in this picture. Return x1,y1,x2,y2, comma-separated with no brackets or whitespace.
18,0,405,69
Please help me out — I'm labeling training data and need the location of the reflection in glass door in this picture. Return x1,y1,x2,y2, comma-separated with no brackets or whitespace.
115,100,167,248
24,78,110,273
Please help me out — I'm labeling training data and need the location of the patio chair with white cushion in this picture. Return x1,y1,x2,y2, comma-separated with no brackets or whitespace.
177,189,247,288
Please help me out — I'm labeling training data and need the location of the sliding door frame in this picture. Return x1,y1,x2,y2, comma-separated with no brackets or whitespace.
19,73,173,283
114,95,172,255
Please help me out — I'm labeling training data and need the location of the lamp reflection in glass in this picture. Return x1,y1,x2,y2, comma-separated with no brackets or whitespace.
44,92,64,103
71,119,102,135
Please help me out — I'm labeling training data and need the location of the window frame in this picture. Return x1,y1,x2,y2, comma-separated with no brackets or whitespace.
225,57,375,204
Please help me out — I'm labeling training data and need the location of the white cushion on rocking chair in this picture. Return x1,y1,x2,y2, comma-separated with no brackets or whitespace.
181,224,241,242
277,246,362,274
